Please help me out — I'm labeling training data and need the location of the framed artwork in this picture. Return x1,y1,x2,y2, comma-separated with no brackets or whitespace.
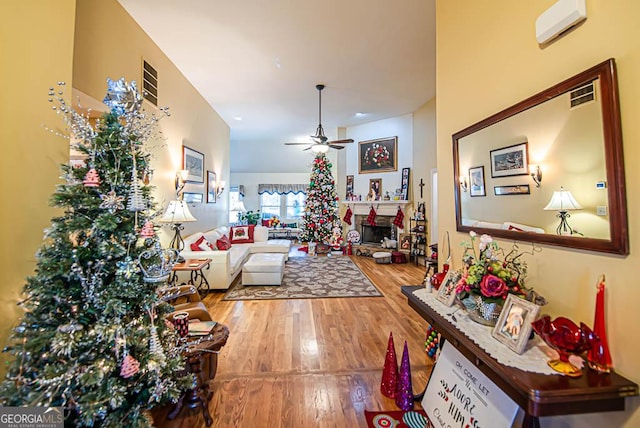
346,175,354,198
490,142,529,178
369,178,382,200
399,233,411,251
494,184,530,196
437,269,462,306
182,145,204,183
492,294,540,355
183,192,203,204
206,170,217,203
469,166,486,197
358,137,398,173
400,167,410,200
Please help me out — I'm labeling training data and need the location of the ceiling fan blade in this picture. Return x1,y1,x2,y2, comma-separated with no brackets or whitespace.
328,139,354,145
302,146,312,151
328,145,345,150
284,142,312,145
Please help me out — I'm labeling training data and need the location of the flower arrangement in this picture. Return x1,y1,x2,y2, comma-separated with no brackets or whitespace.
363,143,391,167
270,216,281,228
455,232,536,305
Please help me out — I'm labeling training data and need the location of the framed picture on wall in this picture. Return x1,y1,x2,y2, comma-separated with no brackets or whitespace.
207,170,217,203
400,167,410,200
358,137,398,173
469,166,486,197
183,192,203,204
494,184,530,196
490,142,529,178
183,145,205,183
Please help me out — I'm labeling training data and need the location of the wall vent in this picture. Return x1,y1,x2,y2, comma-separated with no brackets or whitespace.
142,60,158,106
570,81,595,108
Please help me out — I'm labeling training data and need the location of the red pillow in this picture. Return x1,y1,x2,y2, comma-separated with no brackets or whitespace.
230,225,255,243
262,219,271,227
508,225,524,232
190,235,206,251
216,235,232,250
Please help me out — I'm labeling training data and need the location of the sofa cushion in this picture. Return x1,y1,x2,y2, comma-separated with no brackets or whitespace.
184,232,205,249
230,225,255,243
253,225,269,242
203,228,224,244
228,244,251,275
216,235,232,250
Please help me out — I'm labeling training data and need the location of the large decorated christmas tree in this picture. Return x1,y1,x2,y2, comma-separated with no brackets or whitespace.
300,153,341,244
0,79,191,426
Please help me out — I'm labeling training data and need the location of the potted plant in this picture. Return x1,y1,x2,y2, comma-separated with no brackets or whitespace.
238,210,260,225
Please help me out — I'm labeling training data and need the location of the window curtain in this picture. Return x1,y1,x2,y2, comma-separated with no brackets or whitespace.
258,184,307,195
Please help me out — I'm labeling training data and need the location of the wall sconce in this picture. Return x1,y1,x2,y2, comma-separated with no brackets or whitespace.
215,179,226,197
459,175,468,192
530,164,542,187
175,169,189,199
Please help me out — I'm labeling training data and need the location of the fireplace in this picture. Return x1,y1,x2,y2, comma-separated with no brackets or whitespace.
355,214,395,245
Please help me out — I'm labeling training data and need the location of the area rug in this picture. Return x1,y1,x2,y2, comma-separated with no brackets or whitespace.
222,256,383,300
364,409,428,428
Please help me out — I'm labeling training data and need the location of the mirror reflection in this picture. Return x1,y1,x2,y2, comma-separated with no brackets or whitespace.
453,59,628,255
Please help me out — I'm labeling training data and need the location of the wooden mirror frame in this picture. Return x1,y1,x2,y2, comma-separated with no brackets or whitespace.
453,59,628,255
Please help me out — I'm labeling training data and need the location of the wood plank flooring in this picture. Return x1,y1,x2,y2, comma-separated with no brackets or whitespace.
154,253,433,427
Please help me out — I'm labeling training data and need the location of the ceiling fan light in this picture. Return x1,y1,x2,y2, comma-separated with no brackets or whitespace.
310,144,329,153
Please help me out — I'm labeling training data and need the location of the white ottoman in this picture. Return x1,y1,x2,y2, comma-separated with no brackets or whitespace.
242,253,286,285
372,251,392,264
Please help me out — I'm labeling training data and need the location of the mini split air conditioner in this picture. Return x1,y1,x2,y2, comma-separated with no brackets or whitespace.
535,0,587,44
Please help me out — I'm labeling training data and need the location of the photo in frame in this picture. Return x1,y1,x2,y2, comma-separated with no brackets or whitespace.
469,166,486,197
358,137,398,173
436,269,462,306
183,192,203,204
182,145,205,183
369,178,382,201
346,175,354,198
491,294,540,355
494,184,530,196
399,233,411,251
400,167,410,200
490,142,529,178
206,170,217,203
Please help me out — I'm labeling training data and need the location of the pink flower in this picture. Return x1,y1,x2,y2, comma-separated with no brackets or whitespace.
455,273,469,294
479,274,508,298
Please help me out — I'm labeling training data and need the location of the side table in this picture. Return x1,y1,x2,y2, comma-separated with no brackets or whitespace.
168,323,230,426
169,259,211,294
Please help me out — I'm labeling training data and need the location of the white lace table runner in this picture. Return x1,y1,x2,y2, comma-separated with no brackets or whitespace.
412,287,561,375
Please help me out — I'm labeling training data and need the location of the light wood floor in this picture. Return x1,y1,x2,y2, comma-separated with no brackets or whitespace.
155,252,433,427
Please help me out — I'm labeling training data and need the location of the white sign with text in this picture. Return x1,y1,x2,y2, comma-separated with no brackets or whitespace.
422,342,518,428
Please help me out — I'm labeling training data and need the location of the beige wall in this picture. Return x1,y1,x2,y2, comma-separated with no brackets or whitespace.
0,1,77,376
436,1,639,426
73,0,230,241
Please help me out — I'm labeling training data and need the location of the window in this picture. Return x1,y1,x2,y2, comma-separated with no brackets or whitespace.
228,188,241,223
259,192,306,221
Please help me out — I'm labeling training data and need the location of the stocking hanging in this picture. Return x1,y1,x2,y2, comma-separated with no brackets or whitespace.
343,206,353,226
393,207,405,229
367,206,377,226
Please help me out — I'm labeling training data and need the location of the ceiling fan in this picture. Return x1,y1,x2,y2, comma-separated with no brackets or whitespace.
284,84,354,153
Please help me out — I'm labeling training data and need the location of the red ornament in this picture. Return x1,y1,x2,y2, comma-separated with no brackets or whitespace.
380,332,399,398
120,354,140,379
139,221,155,238
83,168,101,187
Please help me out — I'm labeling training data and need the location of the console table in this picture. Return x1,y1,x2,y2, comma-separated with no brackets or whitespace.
401,285,638,428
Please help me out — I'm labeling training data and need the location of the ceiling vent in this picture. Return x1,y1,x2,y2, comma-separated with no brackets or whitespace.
570,81,595,108
142,60,158,106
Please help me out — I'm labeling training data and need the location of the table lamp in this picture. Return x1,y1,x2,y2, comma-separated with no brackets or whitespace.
159,200,197,262
543,187,582,235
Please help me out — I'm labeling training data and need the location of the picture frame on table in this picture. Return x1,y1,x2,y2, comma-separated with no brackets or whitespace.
358,137,398,173
399,233,411,251
182,145,205,183
346,175,354,198
183,192,203,204
400,167,410,200
491,294,540,355
490,142,529,178
436,269,462,306
494,184,530,196
469,166,486,197
206,170,217,203
369,178,382,201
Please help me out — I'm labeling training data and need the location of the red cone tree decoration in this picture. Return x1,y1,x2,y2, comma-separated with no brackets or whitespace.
588,275,612,373
395,341,414,411
380,332,399,398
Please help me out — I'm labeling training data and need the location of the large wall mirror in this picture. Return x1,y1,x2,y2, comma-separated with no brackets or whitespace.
453,59,628,255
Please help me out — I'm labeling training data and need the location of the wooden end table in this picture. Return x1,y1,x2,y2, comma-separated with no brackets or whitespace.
169,259,211,294
168,323,229,426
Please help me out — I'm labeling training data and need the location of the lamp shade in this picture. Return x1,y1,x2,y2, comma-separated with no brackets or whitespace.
230,200,247,212
544,188,582,211
158,200,197,223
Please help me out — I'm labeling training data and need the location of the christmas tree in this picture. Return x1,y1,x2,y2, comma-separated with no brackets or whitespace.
300,153,341,244
0,79,191,427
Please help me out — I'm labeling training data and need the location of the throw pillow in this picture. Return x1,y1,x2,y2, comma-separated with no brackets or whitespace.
262,219,271,227
199,239,216,251
508,225,524,232
230,225,255,243
283,222,298,228
190,235,206,251
216,235,232,250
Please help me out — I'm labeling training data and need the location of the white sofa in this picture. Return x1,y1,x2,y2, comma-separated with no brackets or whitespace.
179,225,291,290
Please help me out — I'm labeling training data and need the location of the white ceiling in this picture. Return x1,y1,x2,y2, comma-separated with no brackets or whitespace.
117,0,436,173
